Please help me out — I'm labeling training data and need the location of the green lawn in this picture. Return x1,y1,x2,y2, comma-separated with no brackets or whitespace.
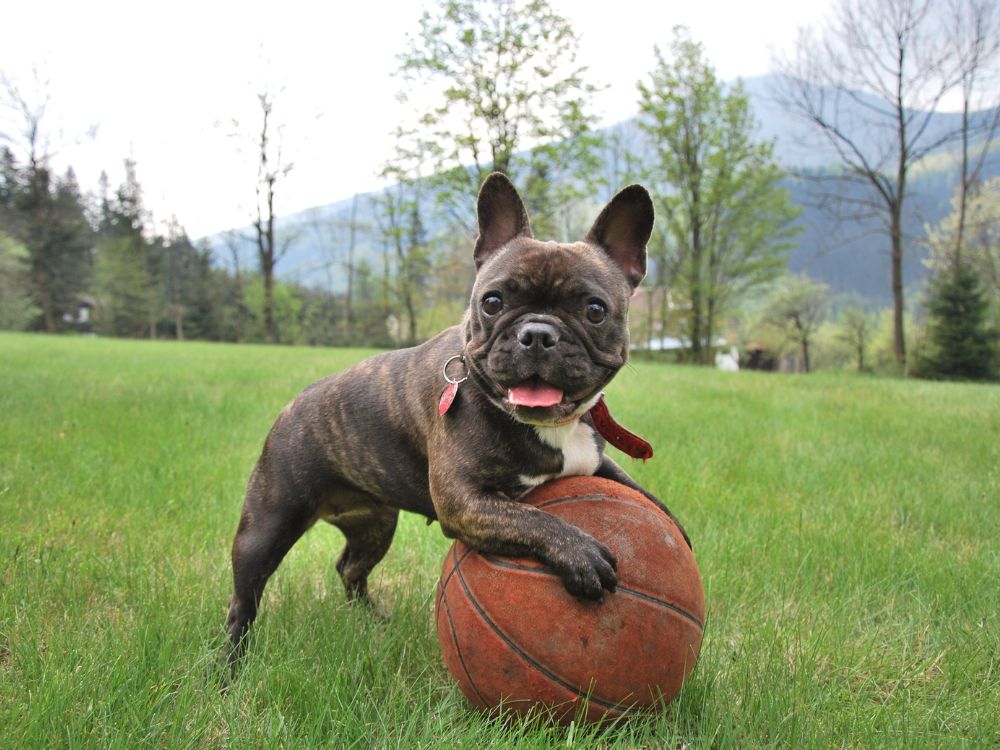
1,332,998,748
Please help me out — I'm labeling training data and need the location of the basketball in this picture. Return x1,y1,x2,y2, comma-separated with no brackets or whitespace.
435,475,705,724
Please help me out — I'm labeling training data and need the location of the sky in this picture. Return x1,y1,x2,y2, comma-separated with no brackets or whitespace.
2,0,835,238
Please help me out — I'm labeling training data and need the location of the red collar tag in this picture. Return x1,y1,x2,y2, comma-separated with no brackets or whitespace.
439,381,459,415
588,396,654,461
439,354,468,416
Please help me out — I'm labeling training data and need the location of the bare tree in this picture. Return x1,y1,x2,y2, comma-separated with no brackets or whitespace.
0,70,49,173
302,194,366,342
248,90,294,344
377,133,433,345
946,0,1000,270
774,0,963,371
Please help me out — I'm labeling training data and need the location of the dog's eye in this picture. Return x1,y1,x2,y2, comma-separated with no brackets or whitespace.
585,300,607,325
481,294,503,317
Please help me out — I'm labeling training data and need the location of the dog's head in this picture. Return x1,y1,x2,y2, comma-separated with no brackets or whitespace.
463,173,653,425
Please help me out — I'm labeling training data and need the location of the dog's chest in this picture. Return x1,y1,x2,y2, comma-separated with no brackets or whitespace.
519,420,600,488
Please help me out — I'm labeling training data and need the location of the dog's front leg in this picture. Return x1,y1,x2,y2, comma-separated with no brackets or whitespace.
594,455,692,549
430,472,618,600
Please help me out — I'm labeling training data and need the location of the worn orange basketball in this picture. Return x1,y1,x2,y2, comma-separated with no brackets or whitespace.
435,475,705,724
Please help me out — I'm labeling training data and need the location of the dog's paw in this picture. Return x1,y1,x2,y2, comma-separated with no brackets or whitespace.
546,531,617,601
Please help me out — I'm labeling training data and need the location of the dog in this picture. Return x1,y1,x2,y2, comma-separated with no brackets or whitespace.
225,173,689,661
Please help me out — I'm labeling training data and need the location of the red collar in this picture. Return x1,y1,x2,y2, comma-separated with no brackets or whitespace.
589,396,653,460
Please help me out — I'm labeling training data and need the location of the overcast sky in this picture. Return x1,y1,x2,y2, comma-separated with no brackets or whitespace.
2,0,836,237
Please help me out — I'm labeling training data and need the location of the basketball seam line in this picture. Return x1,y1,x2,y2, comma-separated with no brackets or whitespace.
453,552,636,714
440,547,489,707
437,544,474,611
478,553,705,631
534,493,648,510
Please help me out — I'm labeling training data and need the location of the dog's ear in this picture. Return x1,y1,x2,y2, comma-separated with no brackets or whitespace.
474,172,533,269
585,185,653,290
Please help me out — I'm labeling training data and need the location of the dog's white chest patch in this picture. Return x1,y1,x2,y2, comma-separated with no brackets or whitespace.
519,420,600,488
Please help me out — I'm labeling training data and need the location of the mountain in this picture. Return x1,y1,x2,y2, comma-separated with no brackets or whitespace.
203,74,1000,308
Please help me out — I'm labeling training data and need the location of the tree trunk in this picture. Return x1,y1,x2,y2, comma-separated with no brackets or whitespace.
705,295,717,367
891,237,905,368
688,179,704,364
255,94,281,345
646,287,655,350
34,263,56,332
28,166,56,333
263,254,276,344
689,220,703,363
658,286,668,352
345,194,358,341
256,175,278,345
955,96,971,273
890,205,906,370
689,284,702,363
892,50,908,372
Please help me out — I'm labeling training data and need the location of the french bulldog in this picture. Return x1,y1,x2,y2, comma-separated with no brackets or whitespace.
225,173,689,661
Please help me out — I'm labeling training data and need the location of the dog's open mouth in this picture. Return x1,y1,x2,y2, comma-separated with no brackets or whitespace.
506,376,564,408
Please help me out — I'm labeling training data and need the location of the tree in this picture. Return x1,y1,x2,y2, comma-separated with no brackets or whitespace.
925,177,1000,322
774,0,972,371
763,274,830,373
395,0,601,236
0,232,38,329
227,89,298,344
1,75,93,331
946,0,1000,270
637,28,800,364
837,306,878,372
915,263,998,380
94,161,157,338
377,134,435,344
156,220,221,341
93,234,152,337
251,91,295,343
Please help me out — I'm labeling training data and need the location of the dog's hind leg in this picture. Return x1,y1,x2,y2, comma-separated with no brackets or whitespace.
326,493,399,608
225,478,313,666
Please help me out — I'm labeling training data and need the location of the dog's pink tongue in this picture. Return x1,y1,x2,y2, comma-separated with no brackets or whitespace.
507,381,564,407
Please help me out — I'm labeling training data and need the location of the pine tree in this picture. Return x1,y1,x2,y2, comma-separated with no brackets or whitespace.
917,264,998,381
0,233,39,329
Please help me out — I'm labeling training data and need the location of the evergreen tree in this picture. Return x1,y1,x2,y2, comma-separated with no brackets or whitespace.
3,156,94,331
0,232,39,329
94,160,159,337
916,264,998,380
93,235,152,337
181,241,224,341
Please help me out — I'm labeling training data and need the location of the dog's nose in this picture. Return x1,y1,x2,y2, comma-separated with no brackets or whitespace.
518,322,560,352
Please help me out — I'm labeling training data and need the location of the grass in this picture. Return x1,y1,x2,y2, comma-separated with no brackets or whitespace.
1,331,998,748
